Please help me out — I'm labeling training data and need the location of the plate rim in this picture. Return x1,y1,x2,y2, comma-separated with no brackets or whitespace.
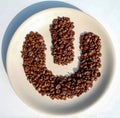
6,7,116,115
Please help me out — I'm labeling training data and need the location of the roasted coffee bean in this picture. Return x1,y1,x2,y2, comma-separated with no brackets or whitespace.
50,17,75,65
21,30,101,100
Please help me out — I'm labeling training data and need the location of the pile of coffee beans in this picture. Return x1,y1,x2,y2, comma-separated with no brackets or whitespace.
21,31,101,100
50,17,75,65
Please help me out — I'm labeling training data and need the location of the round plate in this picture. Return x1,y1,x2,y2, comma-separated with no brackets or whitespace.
6,7,115,115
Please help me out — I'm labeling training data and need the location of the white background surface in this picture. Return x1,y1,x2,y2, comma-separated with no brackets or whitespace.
0,0,120,118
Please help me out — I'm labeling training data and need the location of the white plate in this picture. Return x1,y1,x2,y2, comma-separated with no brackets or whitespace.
6,8,115,115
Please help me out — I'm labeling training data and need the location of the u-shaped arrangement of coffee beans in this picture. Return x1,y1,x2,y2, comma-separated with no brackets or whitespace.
21,17,102,100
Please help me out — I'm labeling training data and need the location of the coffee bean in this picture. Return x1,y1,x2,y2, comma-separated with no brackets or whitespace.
21,30,101,100
50,17,75,65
